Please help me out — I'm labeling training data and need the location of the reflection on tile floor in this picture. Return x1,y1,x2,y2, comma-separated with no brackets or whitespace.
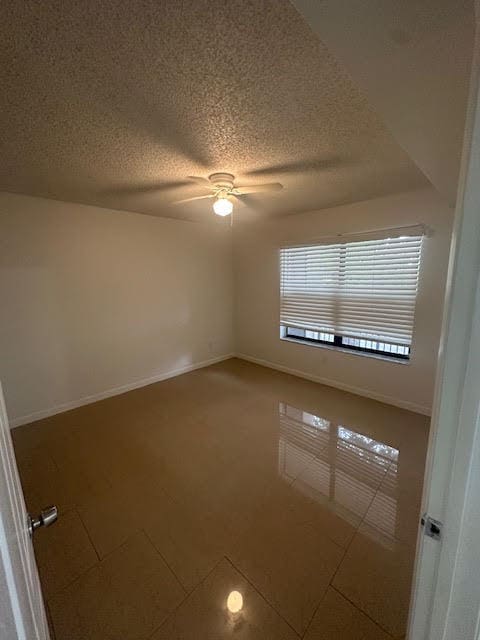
279,403,400,536
12,358,429,639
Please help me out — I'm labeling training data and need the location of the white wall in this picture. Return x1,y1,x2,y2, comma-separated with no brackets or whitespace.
0,193,234,425
234,188,453,414
0,187,453,424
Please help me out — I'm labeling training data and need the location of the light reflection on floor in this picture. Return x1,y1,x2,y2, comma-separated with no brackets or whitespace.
278,402,400,539
14,360,429,639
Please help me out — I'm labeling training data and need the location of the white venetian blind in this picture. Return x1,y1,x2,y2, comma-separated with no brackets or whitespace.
280,231,423,346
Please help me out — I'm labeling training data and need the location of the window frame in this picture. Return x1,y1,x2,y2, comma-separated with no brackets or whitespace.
281,325,411,360
278,230,424,363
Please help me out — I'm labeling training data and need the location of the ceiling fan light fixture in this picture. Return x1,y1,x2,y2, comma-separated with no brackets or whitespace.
213,197,233,216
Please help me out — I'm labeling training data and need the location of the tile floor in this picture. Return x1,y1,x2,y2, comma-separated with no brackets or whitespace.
12,358,429,639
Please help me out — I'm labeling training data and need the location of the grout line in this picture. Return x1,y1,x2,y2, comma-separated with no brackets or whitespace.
42,514,103,604
301,545,351,638
285,440,331,488
331,526,356,583
49,451,61,473
330,584,396,638
141,527,188,596
300,587,330,640
44,559,97,605
329,493,370,588
300,460,418,639
145,554,226,640
302,485,370,639
355,466,390,533
92,527,144,563
224,555,302,638
46,528,180,607
75,507,101,562
356,461,420,549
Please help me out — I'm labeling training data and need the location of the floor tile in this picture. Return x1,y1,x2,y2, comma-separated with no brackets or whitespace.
290,406,393,522
285,476,358,548
33,509,98,600
48,531,185,640
20,424,114,512
151,558,299,639
77,476,172,559
143,491,228,592
363,486,421,547
275,402,330,491
304,587,392,639
12,416,63,457
332,523,416,638
230,493,344,635
362,457,424,547
383,460,425,511
77,487,143,559
14,359,428,640
16,447,70,515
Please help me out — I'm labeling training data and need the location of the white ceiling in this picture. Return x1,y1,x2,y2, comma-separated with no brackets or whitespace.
0,0,428,223
292,0,475,206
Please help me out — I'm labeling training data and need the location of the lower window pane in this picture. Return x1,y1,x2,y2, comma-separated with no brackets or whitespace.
340,336,409,358
283,326,409,359
286,327,305,338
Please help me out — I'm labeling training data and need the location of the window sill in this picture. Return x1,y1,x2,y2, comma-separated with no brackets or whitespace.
280,336,411,365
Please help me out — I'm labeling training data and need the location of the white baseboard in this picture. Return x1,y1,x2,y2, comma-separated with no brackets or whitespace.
10,350,431,427
235,353,432,416
9,353,234,428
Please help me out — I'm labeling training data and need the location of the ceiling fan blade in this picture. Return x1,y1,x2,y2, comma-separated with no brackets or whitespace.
235,182,283,194
231,194,248,208
233,193,263,209
246,156,346,177
172,194,215,205
100,180,193,197
187,176,213,189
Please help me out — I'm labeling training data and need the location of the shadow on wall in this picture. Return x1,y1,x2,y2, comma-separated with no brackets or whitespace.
0,267,72,419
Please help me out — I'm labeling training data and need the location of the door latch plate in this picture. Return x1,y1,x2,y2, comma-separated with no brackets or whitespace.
421,514,442,540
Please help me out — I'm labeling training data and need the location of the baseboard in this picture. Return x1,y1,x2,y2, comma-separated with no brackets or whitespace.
235,353,432,416
9,353,235,428
10,350,431,427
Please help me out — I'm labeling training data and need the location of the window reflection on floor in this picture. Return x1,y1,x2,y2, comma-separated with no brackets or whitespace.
278,402,400,539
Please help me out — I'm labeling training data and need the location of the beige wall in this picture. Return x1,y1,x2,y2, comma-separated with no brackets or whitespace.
234,188,453,414
0,187,453,424
0,193,234,425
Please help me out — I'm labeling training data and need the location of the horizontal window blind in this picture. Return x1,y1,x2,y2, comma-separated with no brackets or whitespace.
280,234,423,346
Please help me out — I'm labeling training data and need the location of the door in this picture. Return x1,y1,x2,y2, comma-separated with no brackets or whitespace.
407,15,480,640
0,382,50,640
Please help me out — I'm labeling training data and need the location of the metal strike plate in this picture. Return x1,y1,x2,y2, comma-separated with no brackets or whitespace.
421,514,442,540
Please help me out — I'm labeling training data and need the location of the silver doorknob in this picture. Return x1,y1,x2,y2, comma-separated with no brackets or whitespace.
28,505,58,537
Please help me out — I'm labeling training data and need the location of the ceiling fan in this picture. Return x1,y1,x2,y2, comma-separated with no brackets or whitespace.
172,173,283,216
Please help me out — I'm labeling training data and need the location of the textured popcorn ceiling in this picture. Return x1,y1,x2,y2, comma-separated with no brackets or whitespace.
0,0,427,223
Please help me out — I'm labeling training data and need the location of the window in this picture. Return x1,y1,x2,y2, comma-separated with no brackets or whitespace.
279,231,423,360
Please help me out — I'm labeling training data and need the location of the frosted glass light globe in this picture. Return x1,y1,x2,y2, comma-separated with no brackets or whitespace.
227,590,243,613
213,197,233,216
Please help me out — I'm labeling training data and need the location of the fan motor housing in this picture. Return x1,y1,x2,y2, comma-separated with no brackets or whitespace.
209,173,235,189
